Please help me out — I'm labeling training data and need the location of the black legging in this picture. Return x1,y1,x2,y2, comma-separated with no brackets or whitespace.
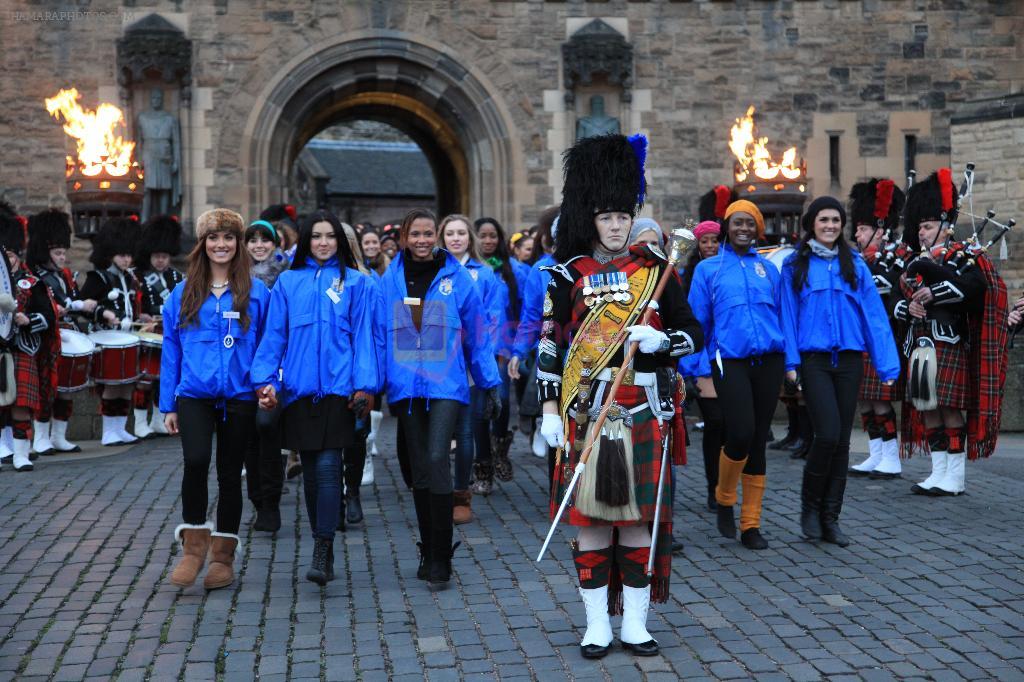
244,402,284,509
696,396,723,491
800,352,863,478
392,398,461,494
711,354,785,475
178,398,257,533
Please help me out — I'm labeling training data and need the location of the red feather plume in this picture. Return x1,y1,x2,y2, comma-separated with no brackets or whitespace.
714,185,731,219
873,179,895,220
937,168,954,213
284,204,297,221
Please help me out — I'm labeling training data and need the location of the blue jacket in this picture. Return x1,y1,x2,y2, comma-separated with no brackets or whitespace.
688,243,786,362
462,257,509,358
780,251,901,380
381,250,501,404
510,258,530,318
251,257,384,406
511,253,555,359
678,347,712,379
159,278,271,413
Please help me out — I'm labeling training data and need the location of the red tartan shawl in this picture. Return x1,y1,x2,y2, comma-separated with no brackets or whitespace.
966,255,1008,459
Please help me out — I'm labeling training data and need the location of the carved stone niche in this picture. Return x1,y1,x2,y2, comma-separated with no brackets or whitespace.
116,14,193,108
562,19,634,106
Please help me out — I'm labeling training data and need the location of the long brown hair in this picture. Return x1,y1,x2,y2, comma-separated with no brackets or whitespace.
437,213,481,262
179,209,253,331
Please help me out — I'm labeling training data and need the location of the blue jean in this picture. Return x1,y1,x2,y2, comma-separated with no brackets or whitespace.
300,448,342,540
453,388,484,490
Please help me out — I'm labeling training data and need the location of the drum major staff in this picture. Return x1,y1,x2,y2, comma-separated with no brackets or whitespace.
161,209,270,591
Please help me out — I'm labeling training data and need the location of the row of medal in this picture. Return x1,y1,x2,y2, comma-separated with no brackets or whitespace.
581,271,633,308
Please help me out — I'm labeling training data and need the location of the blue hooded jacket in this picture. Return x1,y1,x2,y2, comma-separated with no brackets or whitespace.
780,250,901,380
462,257,509,358
381,250,501,404
511,252,555,359
159,278,271,413
251,256,384,405
687,243,786,362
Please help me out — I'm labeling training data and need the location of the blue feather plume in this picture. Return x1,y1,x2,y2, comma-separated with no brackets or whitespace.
628,133,648,206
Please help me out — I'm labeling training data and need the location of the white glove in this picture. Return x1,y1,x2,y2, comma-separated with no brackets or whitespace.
625,324,669,354
540,413,564,448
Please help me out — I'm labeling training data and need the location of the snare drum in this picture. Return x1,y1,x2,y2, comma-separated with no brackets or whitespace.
89,330,140,385
136,331,163,384
57,329,96,393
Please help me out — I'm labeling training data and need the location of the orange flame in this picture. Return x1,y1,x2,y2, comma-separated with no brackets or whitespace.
45,88,136,177
729,106,802,182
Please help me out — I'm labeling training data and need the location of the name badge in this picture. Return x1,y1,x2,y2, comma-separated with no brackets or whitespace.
404,297,422,306
326,288,341,304
222,311,240,320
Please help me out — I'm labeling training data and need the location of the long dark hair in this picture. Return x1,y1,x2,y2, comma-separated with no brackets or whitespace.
179,210,253,332
531,205,560,264
474,216,520,317
291,209,358,270
681,248,704,295
789,202,858,293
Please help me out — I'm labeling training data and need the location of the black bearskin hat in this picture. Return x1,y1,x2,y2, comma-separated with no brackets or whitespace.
848,178,905,238
138,214,182,264
903,169,955,251
90,217,140,269
26,209,72,268
259,203,298,230
698,185,736,223
554,133,648,263
0,201,25,255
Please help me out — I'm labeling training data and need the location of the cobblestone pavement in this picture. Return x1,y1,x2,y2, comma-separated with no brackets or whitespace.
1,421,1022,681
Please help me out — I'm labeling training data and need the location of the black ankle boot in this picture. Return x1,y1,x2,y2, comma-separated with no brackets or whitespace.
706,488,718,512
800,470,827,540
821,473,850,547
254,504,281,532
346,492,363,525
306,538,331,585
412,489,432,580
740,528,769,550
429,493,457,585
716,504,736,539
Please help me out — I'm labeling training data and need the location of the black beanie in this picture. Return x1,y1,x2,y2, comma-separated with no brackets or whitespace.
801,196,847,235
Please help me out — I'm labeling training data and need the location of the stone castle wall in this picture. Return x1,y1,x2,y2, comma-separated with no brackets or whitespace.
2,1,1020,232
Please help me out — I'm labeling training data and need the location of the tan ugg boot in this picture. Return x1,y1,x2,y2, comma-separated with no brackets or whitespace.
452,490,473,525
170,523,213,587
203,533,239,590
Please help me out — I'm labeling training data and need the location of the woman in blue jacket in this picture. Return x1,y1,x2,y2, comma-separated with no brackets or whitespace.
473,217,522,491
251,210,383,586
161,209,271,591
679,219,725,512
437,213,507,523
381,208,502,586
688,200,785,550
781,197,900,546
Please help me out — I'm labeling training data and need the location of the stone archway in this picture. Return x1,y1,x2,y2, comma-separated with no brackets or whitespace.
241,32,519,222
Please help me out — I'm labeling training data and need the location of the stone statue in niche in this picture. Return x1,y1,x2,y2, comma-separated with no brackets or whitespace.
137,88,181,220
575,95,620,140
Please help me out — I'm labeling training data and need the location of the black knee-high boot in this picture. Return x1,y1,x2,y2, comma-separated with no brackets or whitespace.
412,489,432,580
429,493,459,585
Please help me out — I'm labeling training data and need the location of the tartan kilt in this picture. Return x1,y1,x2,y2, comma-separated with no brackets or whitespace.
906,328,969,409
859,353,904,402
14,348,57,413
551,383,671,528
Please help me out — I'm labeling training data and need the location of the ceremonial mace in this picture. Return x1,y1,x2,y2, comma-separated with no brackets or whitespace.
536,223,696,564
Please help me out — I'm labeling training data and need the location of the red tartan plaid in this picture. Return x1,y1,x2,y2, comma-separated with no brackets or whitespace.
859,353,904,402
14,347,57,413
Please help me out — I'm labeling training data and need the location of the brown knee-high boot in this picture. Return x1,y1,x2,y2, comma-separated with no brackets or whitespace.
170,523,213,587
739,474,768,550
715,450,747,539
203,533,240,590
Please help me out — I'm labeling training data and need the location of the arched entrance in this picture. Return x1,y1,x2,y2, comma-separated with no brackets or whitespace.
241,33,519,223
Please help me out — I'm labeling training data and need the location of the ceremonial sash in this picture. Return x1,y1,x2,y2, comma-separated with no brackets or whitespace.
558,255,659,418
